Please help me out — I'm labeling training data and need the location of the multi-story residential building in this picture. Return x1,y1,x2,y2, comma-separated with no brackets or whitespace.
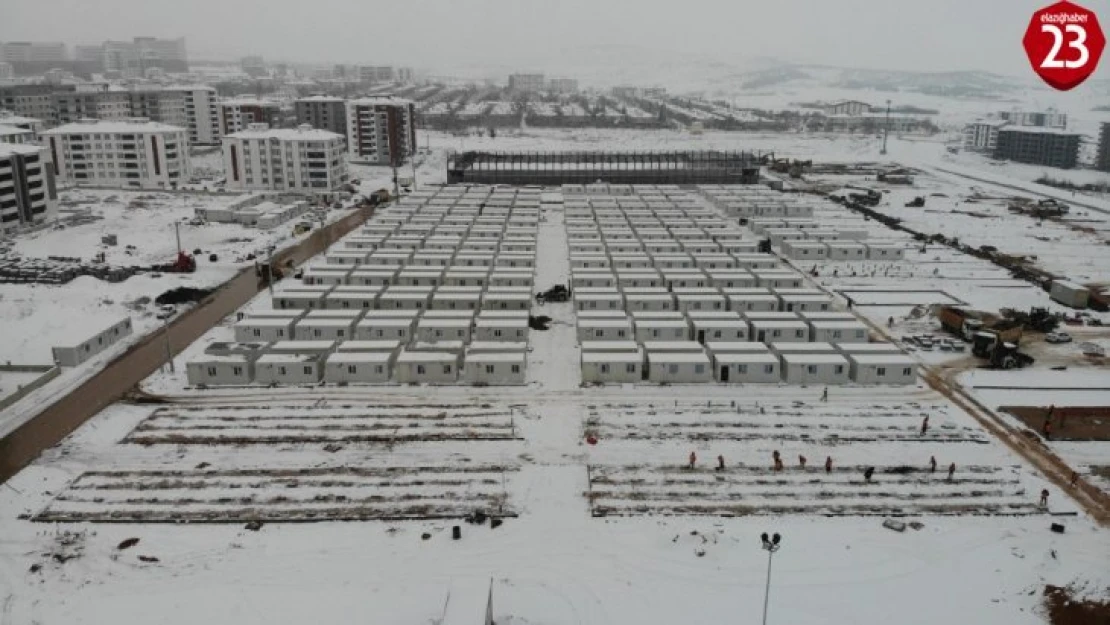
53,90,132,124
218,99,284,136
221,123,348,196
123,89,187,128
44,118,190,189
993,127,1081,169
508,73,546,93
0,111,45,141
0,142,58,234
547,78,579,94
825,100,872,116
1097,122,1110,173
73,45,104,76
295,95,347,139
168,86,220,145
999,109,1067,129
358,66,394,83
396,67,415,83
0,85,58,126
0,42,68,76
0,62,12,80
0,125,34,145
346,97,416,165
962,119,1009,153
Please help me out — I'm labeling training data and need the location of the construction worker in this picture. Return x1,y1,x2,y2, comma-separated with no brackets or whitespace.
772,450,783,472
921,416,930,436
825,456,833,473
1043,418,1053,440
717,454,725,471
1070,471,1079,487
929,455,937,473
863,467,875,483
947,462,956,481
821,387,829,402
798,454,807,469
688,451,697,469
1040,488,1049,507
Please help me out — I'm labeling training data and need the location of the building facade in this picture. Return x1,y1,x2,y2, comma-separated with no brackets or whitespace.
295,96,347,139
346,97,416,165
993,127,1081,169
999,109,1067,129
0,42,68,76
219,99,283,136
508,73,545,93
0,142,57,234
962,120,1008,153
548,78,579,94
168,85,220,145
358,66,394,83
1097,122,1110,173
44,118,190,189
222,123,348,196
825,100,872,116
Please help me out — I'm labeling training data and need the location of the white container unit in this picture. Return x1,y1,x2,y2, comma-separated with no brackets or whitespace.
323,351,396,384
712,352,781,384
254,353,324,385
464,352,526,385
394,351,460,384
634,318,691,342
577,318,633,342
646,351,713,383
749,319,810,344
780,353,850,385
847,354,917,385
808,320,870,344
474,317,529,342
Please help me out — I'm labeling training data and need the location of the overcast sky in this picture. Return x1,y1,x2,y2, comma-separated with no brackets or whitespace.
0,0,1098,78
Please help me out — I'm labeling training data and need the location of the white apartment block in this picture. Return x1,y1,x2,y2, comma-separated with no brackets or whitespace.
44,118,190,189
1,142,58,234
346,97,416,165
169,85,220,144
962,120,1008,153
219,99,283,136
222,123,348,196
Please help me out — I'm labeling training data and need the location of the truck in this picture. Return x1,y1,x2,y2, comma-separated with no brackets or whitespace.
936,306,1023,346
972,333,1035,369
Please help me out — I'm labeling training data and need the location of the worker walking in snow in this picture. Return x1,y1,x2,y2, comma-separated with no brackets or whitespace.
1040,488,1049,508
947,462,956,481
863,467,875,483
920,416,930,436
798,455,807,469
688,451,697,469
821,387,829,402
772,450,784,472
1070,471,1080,487
929,456,937,473
717,455,725,471
825,456,833,473
1042,418,1053,440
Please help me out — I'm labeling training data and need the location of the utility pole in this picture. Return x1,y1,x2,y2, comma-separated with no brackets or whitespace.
162,318,175,374
880,99,891,156
173,221,181,253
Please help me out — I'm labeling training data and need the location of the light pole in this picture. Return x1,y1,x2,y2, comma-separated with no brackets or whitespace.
760,532,782,625
880,99,891,155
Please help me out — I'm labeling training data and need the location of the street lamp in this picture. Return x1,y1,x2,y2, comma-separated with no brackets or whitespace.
760,532,782,625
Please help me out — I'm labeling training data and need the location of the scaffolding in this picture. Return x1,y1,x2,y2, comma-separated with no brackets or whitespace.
446,150,772,185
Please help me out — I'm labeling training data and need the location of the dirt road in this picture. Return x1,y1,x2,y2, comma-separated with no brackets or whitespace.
0,207,375,483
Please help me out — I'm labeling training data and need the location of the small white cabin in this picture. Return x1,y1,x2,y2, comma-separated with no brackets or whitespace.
769,342,838,357
324,351,395,384
294,317,357,341
417,318,473,343
634,318,691,342
482,291,532,311
464,352,526,385
394,350,460,384
186,355,253,386
355,317,416,341
575,290,625,312
254,353,324,385
581,349,644,384
835,342,905,356
474,317,529,342
864,242,905,260
808,320,870,344
778,294,833,313
712,352,781,384
826,242,867,261
749,319,810,344
378,288,434,310
781,241,828,260
577,318,633,342
780,353,850,385
432,290,482,311
235,318,295,343
847,354,916,385
690,318,749,343
646,351,713,384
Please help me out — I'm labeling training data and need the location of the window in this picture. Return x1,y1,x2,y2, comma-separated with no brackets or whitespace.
695,364,705,374
376,366,384,374
511,364,521,374
713,330,722,339
443,364,452,374
417,364,426,375
595,330,604,338
279,366,287,375
668,364,679,374
738,365,748,373
835,365,844,374
807,365,817,374
877,367,886,376
206,367,217,376
485,364,495,374
304,366,312,375
903,368,912,376
626,363,636,373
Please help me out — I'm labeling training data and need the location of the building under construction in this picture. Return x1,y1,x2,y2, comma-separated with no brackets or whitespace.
446,150,771,185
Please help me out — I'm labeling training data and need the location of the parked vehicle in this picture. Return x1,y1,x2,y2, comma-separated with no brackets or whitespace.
1045,332,1072,344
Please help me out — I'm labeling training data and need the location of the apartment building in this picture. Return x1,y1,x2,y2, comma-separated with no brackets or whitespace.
0,85,57,126
346,97,415,165
219,99,283,136
962,119,1009,153
1097,122,1110,173
548,78,579,94
358,66,394,83
508,73,546,93
999,109,1067,129
993,127,1081,169
169,85,220,145
0,142,58,234
295,95,347,139
0,62,12,80
44,118,190,189
222,123,348,196
0,42,67,76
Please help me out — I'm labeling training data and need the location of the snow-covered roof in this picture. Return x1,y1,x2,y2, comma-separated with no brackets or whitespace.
325,351,392,363
220,98,281,108
396,350,458,363
582,350,642,363
997,126,1081,136
0,142,44,158
780,353,850,365
43,119,186,135
647,351,711,364
349,96,413,106
713,352,779,364
0,111,43,125
227,125,343,142
297,95,345,103
465,352,525,363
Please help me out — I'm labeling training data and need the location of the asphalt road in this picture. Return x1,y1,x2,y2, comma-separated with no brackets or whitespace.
0,207,374,483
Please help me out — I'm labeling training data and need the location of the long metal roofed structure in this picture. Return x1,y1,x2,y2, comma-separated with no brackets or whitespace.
446,150,772,185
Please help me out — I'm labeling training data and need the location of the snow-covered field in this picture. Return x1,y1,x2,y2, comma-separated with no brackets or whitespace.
2,128,1109,624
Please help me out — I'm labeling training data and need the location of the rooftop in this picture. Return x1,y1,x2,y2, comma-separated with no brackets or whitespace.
997,126,1082,136
349,96,414,106
227,125,344,142
0,141,44,158
780,353,850,364
43,119,186,135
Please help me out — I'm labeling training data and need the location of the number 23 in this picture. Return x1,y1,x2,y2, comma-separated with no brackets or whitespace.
1041,24,1090,68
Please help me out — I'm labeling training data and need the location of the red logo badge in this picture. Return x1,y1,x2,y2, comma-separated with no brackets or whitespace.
1023,1,1105,90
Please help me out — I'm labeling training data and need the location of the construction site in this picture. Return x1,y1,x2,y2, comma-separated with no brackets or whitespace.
1,149,1108,625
